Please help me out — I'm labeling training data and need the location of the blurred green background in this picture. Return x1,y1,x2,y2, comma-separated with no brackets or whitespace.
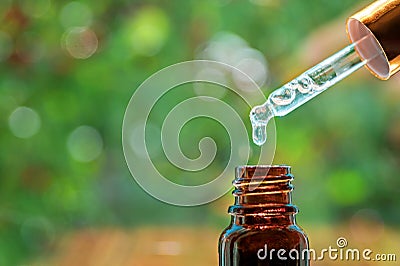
1,0,400,265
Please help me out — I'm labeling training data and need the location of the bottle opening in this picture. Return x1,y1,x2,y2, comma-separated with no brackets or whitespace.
235,165,291,179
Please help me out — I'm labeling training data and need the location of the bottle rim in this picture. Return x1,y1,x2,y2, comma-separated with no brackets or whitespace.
235,165,291,179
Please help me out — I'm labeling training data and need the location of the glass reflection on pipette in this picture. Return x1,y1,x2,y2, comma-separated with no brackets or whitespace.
250,34,380,146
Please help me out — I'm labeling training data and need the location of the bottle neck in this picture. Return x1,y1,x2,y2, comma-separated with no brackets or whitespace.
231,214,296,226
229,165,298,226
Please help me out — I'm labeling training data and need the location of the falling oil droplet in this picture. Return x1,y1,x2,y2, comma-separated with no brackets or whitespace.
252,123,267,146
250,105,273,146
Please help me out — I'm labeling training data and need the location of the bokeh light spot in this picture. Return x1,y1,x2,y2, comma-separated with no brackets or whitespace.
197,32,269,89
199,32,248,66
8,106,41,139
193,67,227,100
127,6,170,56
60,1,92,28
63,27,98,59
326,170,368,205
232,49,269,89
67,125,103,162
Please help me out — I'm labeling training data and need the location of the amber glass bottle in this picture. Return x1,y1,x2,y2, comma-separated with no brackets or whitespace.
218,165,309,266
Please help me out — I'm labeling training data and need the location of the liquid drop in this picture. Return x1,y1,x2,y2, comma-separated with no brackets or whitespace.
252,123,267,146
250,105,273,146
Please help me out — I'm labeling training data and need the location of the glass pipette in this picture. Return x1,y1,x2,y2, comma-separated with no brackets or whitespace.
250,34,382,146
